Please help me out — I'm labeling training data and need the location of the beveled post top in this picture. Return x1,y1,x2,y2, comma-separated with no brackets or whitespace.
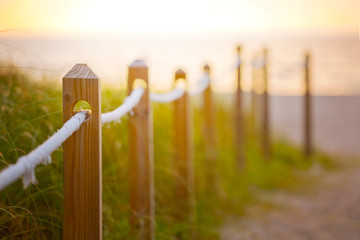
236,46,242,55
203,64,210,73
129,59,148,68
63,64,98,80
175,69,186,80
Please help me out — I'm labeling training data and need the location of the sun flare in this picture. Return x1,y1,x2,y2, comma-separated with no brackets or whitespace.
0,0,358,35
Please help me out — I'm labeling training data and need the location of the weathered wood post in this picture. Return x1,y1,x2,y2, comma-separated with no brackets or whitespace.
63,64,102,240
202,64,218,190
128,59,155,240
262,48,271,160
304,52,312,157
173,69,194,222
203,64,216,159
250,57,257,134
235,46,245,167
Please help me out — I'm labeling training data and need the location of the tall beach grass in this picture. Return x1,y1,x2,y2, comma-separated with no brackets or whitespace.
0,67,333,239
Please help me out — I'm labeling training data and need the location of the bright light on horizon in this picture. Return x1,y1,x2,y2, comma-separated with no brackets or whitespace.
0,0,358,35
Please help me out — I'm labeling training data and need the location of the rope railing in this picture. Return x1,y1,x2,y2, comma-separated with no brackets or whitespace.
150,88,185,103
101,87,145,124
252,57,267,69
0,70,211,191
254,56,306,77
0,110,90,191
150,73,210,102
189,73,210,95
0,87,147,191
271,60,305,78
237,56,242,68
1,48,313,239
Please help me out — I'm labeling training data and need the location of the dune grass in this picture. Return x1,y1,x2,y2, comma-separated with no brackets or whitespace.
0,68,332,239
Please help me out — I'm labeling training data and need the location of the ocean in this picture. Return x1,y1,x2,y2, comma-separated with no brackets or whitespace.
1,31,359,95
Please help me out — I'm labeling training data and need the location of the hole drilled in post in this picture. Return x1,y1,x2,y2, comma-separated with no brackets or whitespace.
73,100,92,115
133,78,148,89
174,78,186,90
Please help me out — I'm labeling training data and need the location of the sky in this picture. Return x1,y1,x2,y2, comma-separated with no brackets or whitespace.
0,0,359,35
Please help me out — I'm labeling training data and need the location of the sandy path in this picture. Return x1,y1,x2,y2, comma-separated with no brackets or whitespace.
220,161,360,240
271,96,360,157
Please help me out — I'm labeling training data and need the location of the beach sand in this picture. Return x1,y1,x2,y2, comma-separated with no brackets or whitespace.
220,95,360,239
220,158,360,240
271,95,360,157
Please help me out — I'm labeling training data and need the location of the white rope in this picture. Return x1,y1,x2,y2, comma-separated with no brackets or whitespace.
150,74,210,100
272,62,305,78
150,88,185,103
189,73,210,96
101,87,145,124
252,57,267,69
0,75,208,191
0,111,89,191
0,87,144,191
237,56,242,68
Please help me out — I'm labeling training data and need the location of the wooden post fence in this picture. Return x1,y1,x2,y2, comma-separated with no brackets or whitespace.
203,64,217,185
203,64,215,158
235,46,245,168
250,56,257,134
63,64,102,240
127,60,155,240
304,52,312,158
0,46,321,240
173,69,194,222
262,48,271,160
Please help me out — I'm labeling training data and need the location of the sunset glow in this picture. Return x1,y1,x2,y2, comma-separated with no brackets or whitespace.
0,0,358,35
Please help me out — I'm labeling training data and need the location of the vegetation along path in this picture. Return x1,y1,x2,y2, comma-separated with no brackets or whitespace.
220,158,360,240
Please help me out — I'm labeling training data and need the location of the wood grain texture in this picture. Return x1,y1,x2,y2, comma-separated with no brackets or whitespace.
173,69,194,221
304,53,312,157
63,64,102,240
235,46,245,168
127,60,155,240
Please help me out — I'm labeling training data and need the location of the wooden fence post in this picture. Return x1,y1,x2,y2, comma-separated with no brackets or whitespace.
63,64,102,240
304,52,312,157
128,59,155,240
235,46,245,168
262,49,271,160
250,56,257,134
203,65,215,157
203,64,215,157
173,69,194,223
202,64,218,190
